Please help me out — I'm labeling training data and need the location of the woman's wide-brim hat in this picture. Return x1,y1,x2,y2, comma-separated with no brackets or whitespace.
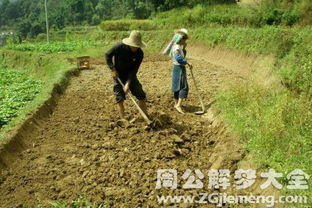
122,30,147,48
176,28,189,38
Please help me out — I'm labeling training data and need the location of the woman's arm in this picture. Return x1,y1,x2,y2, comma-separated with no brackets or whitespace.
174,50,188,65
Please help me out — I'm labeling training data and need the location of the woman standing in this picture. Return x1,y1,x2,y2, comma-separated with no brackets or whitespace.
170,28,192,114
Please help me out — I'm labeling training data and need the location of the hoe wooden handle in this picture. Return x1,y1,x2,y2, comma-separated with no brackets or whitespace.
189,67,205,112
116,78,151,124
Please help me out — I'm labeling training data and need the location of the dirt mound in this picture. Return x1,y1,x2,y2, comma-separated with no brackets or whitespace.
0,53,246,207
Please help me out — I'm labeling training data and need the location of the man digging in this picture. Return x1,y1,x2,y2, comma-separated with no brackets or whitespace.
105,30,148,120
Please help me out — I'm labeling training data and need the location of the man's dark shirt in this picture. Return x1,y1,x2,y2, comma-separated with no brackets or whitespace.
105,43,144,83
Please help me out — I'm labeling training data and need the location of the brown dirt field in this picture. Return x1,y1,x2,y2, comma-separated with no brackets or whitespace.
0,50,262,207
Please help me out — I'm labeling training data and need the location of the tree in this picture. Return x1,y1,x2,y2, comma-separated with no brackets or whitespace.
0,0,10,25
17,20,31,38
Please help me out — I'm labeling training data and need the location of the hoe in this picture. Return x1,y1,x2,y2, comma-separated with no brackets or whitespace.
189,67,206,115
116,78,162,129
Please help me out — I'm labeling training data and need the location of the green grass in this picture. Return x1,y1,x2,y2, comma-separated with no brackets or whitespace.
217,82,312,206
186,25,312,207
278,28,312,97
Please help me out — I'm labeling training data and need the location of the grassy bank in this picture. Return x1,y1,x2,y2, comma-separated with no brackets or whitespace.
218,83,311,205
188,27,311,205
188,25,311,208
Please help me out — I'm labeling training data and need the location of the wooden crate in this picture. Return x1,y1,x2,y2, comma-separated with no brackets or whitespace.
77,56,91,69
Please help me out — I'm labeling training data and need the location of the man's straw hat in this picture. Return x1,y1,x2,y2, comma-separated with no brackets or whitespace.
122,30,147,48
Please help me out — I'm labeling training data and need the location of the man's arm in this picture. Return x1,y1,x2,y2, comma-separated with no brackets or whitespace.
105,44,120,77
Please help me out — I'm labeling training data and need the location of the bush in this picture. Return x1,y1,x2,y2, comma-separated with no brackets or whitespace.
36,33,47,42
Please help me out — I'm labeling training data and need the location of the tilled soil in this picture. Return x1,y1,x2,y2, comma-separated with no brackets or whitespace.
0,54,246,207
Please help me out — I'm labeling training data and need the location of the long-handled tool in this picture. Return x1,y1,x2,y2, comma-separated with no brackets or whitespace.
116,78,152,124
189,67,206,115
